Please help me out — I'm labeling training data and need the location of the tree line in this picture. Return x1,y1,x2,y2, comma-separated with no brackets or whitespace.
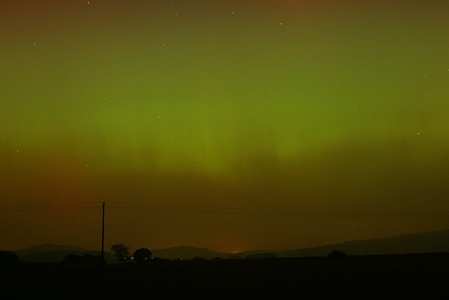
111,243,153,263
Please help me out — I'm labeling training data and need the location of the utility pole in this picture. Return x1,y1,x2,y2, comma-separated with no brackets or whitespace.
101,201,105,270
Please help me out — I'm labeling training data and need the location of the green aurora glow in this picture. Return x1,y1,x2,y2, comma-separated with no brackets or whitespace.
1,1,449,252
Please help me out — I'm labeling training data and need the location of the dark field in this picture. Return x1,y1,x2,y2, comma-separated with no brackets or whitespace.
2,254,449,299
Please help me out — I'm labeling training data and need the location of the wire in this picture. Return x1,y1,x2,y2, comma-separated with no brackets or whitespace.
0,201,448,219
0,201,102,212
106,201,449,219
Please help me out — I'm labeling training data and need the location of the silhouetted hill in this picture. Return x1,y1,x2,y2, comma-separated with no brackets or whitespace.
151,230,449,259
13,229,449,262
281,229,449,257
152,246,228,260
16,244,115,263
16,244,88,257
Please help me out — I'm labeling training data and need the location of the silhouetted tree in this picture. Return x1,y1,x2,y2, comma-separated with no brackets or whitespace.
0,251,19,263
111,243,130,263
133,248,152,263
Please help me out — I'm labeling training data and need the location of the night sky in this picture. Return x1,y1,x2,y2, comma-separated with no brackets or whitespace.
1,0,449,253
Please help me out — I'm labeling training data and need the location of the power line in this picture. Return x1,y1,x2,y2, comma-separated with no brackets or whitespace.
0,201,448,219
107,201,449,219
0,201,102,212
0,201,101,208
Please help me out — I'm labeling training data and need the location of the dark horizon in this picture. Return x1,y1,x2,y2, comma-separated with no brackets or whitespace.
11,227,449,259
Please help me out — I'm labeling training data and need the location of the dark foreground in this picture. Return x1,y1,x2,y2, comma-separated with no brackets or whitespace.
1,253,449,299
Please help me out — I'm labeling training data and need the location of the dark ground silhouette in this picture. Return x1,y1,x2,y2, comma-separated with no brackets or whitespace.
1,253,449,299
0,251,18,263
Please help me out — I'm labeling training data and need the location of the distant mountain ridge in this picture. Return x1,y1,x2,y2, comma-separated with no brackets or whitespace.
16,244,115,263
16,244,89,257
12,229,449,262
280,229,449,257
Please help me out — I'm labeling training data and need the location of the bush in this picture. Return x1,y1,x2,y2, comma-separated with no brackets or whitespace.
62,254,81,264
327,250,347,258
0,251,19,263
